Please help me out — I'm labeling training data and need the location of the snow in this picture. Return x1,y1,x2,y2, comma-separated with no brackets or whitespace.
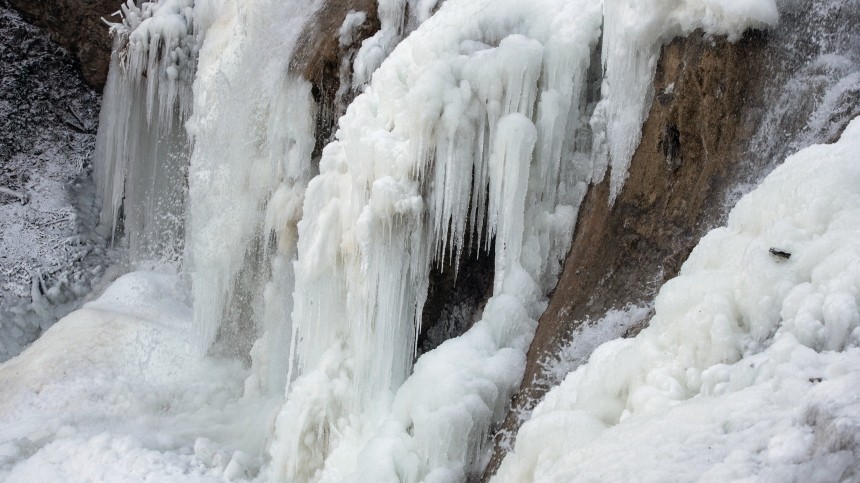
494,116,860,482
0,2,107,362
0,271,276,482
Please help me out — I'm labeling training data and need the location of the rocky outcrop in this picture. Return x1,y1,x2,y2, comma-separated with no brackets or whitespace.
480,31,770,479
289,0,380,160
7,0,117,88
483,2,860,478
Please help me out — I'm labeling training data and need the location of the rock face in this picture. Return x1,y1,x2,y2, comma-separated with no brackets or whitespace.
0,0,106,361
483,2,860,478
289,0,380,160
7,0,117,88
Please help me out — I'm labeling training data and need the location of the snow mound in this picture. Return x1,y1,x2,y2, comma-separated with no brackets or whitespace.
495,117,860,482
0,271,272,482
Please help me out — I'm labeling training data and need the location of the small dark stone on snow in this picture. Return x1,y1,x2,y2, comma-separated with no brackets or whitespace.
769,248,791,260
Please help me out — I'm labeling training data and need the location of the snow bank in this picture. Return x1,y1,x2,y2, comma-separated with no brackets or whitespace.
495,117,860,482
0,271,273,482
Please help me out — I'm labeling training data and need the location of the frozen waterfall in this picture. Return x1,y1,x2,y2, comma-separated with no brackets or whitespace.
16,0,858,481
86,0,778,480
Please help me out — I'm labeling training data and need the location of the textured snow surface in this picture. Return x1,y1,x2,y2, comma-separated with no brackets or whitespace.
0,271,274,482
495,117,860,482
0,2,108,362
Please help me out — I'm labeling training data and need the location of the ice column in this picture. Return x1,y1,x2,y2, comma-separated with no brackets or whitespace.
183,0,321,375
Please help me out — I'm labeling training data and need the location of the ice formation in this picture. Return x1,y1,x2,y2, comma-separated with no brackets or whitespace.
13,0,852,481
268,0,605,478
93,0,220,262
267,0,777,479
182,0,319,365
495,117,860,482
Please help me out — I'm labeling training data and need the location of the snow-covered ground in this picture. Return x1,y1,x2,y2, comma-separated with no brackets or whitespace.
0,1,110,362
0,271,274,481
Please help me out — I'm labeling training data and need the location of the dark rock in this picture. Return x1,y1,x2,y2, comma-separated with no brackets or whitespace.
6,0,118,89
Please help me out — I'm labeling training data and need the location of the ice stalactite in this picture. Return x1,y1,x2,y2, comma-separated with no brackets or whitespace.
92,0,222,263
352,0,440,88
269,0,603,480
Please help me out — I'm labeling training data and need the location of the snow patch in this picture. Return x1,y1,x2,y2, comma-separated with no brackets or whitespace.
495,116,860,482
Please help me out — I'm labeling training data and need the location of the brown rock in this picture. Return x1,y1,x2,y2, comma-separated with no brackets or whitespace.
480,30,769,480
7,0,118,89
289,0,380,160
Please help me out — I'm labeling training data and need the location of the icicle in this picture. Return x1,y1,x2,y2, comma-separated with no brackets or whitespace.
184,0,321,359
269,0,603,480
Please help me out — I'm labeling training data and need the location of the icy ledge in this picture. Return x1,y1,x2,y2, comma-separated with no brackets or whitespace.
495,117,860,482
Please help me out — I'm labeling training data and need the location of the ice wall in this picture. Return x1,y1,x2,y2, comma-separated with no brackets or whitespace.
267,0,777,480
268,0,603,479
183,0,320,371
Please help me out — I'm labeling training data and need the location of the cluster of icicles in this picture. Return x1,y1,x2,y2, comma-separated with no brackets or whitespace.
92,0,776,480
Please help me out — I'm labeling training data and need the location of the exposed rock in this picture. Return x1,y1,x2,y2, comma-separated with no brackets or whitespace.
483,2,860,478
7,0,117,89
289,0,380,160
0,1,107,361
418,246,495,356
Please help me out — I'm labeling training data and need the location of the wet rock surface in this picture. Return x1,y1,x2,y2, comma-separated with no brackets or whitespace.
289,0,381,161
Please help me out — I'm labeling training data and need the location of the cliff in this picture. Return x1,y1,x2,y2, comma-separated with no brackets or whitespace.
7,0,116,88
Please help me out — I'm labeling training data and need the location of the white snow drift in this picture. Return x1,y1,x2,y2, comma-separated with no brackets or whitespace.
495,117,860,483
